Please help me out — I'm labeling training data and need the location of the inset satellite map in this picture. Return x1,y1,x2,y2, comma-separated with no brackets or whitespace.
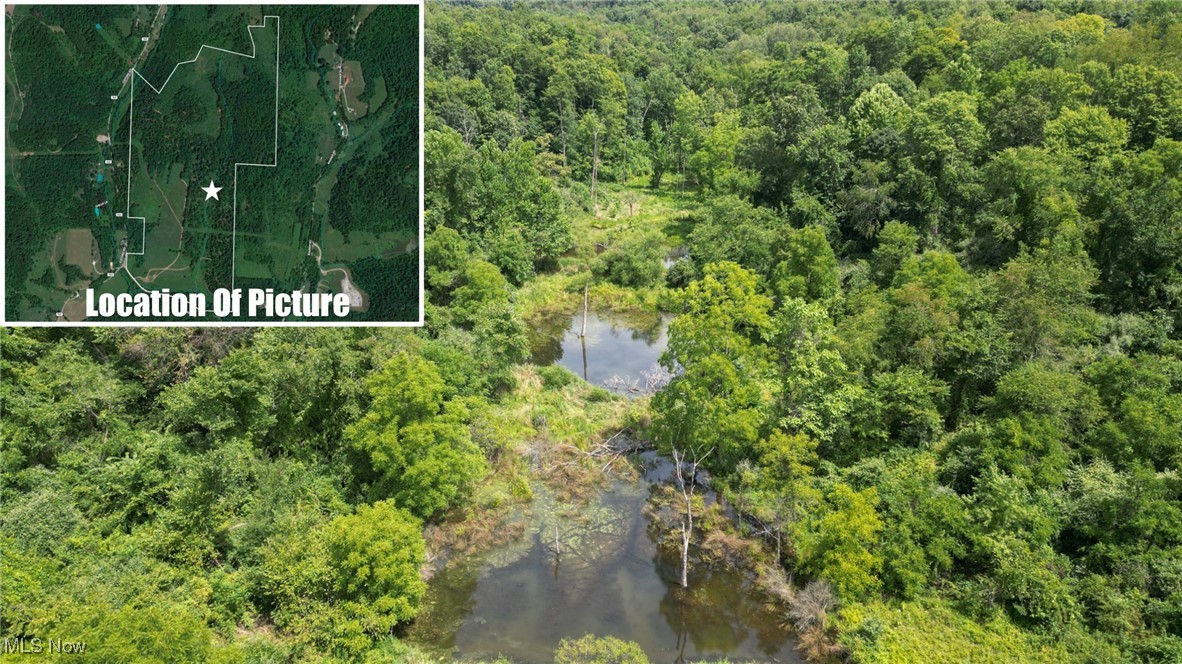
4,5,421,323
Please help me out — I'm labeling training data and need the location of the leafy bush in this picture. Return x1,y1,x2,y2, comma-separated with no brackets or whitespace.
539,364,578,390
592,230,667,288
554,635,649,664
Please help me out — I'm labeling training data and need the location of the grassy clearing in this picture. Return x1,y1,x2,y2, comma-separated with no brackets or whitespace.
322,227,412,263
341,60,368,120
480,364,641,454
836,599,1111,664
517,182,693,321
133,164,189,279
63,228,97,278
368,75,388,113
516,269,667,319
568,180,695,254
424,364,643,562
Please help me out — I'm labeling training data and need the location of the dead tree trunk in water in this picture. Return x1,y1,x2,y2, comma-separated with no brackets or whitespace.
580,285,589,380
581,285,589,337
672,446,713,589
680,504,691,590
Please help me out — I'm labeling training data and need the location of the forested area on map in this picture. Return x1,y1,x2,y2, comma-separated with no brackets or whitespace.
5,4,420,322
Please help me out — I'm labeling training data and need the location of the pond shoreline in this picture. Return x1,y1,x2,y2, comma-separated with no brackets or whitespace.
528,308,675,395
405,441,804,664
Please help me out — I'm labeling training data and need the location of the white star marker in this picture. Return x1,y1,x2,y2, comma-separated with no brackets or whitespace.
202,180,223,201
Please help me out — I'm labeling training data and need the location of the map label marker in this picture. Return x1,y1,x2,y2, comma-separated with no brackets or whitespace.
202,180,223,201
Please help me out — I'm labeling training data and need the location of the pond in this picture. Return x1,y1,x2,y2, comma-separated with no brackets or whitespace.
403,452,802,663
529,310,674,394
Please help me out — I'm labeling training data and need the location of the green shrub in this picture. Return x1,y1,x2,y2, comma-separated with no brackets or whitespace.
539,364,578,390
592,230,666,288
554,635,649,664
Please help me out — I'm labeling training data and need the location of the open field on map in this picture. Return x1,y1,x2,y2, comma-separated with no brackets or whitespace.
361,75,387,112
321,227,414,264
340,59,367,120
63,229,98,278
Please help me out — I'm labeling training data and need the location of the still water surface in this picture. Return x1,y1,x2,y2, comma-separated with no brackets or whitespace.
404,452,802,663
528,311,673,392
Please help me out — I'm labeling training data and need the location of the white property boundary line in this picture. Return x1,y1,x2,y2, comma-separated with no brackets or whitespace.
124,15,279,292
1,1,425,327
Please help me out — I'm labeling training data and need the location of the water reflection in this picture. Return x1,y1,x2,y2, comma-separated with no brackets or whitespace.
404,455,801,663
528,311,673,392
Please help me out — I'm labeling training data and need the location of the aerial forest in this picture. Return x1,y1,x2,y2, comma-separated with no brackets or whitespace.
3,1,1182,663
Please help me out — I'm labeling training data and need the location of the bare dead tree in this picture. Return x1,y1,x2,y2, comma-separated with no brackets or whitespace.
603,374,640,393
788,580,836,632
788,580,844,661
587,429,651,472
456,106,479,146
603,363,673,396
641,363,674,392
672,445,713,589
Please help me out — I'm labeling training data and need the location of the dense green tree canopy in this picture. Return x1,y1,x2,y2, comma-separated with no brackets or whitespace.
417,1,1182,659
5,1,1182,662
